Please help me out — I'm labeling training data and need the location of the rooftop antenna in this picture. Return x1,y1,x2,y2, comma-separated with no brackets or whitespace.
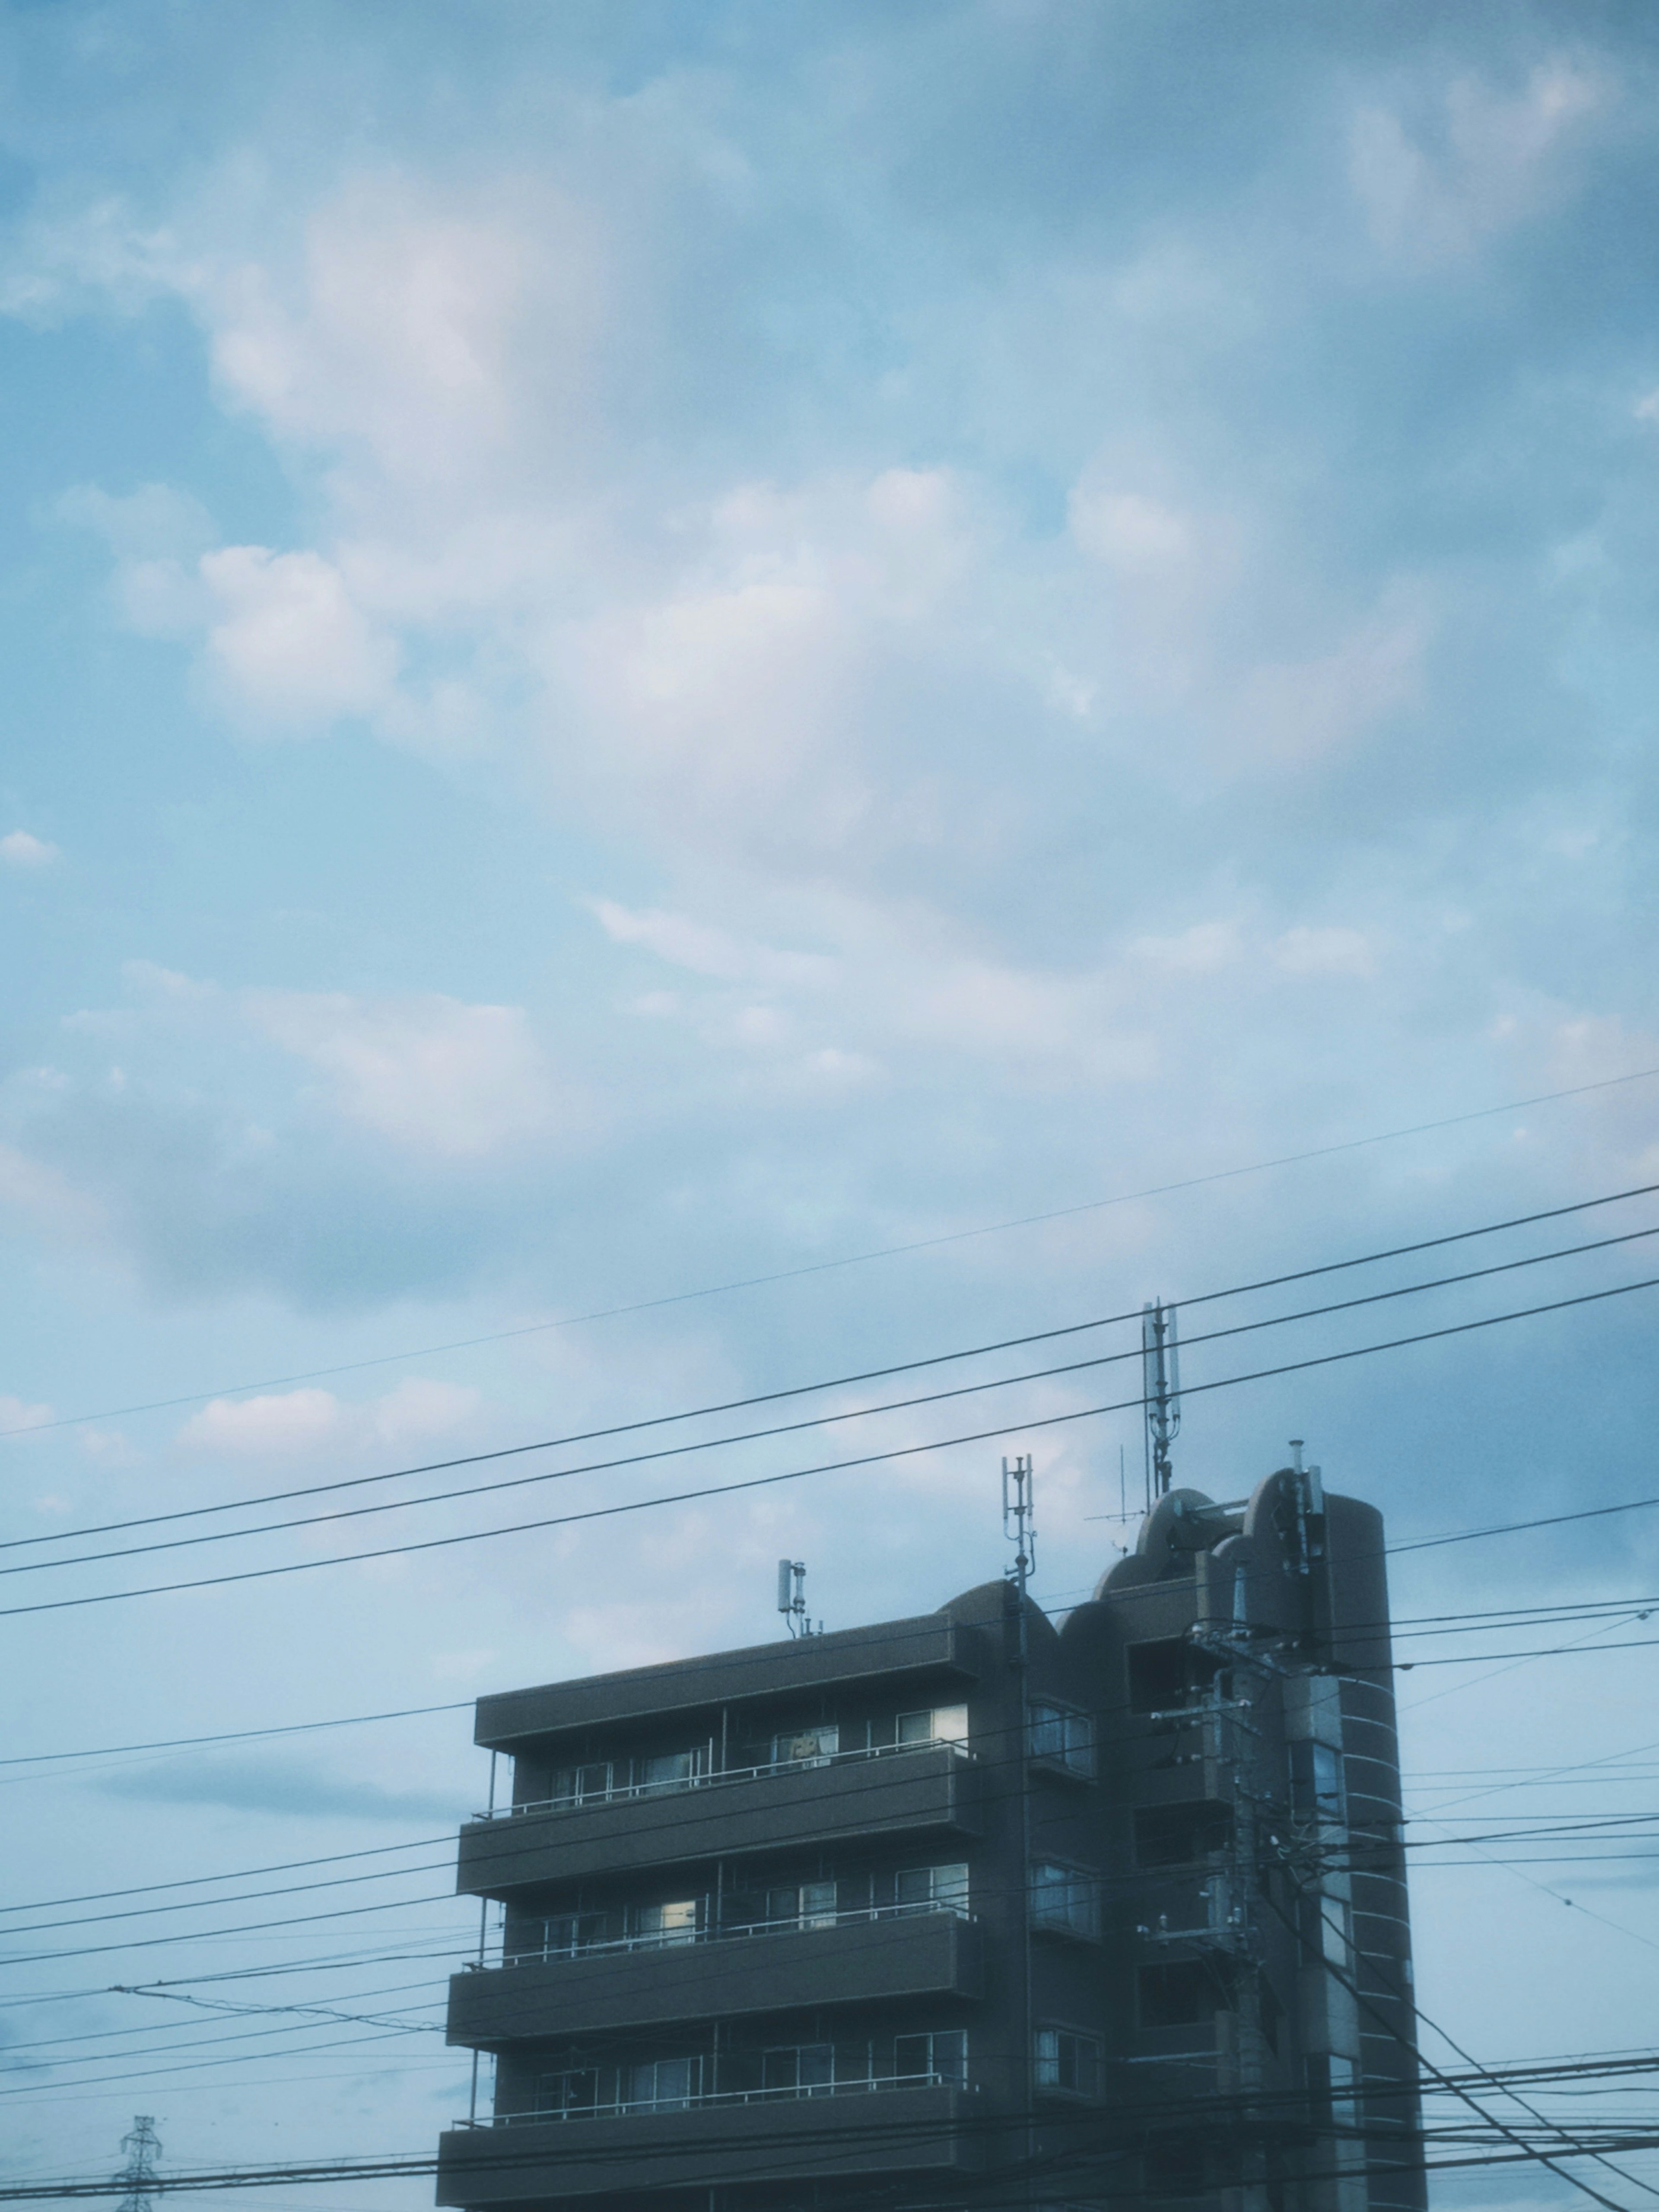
116,2118,161,2212
1142,1301,1181,1503
776,1559,817,1637
1002,1455,1036,1597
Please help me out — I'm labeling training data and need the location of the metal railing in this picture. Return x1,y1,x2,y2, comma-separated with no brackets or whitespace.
471,1732,973,1823
493,1894,973,1969
453,2067,971,2127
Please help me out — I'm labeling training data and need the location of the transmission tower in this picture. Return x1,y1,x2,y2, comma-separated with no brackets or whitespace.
115,2117,161,2212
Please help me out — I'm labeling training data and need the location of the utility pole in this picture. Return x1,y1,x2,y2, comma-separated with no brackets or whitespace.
115,2118,161,2212
1002,1455,1037,2209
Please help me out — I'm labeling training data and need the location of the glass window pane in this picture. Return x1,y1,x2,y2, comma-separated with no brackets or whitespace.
896,1710,934,1743
894,2034,928,2079
931,1703,969,1742
934,1862,969,1910
800,1879,837,1926
763,2047,799,2091
799,2041,834,2088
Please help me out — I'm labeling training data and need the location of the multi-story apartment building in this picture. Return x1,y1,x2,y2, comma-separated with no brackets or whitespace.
436,1460,1424,2212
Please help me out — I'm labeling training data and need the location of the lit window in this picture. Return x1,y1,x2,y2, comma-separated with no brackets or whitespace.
1030,1862,1099,1939
772,1724,839,1766
629,1898,700,1946
897,1703,969,1745
1029,1702,1095,1776
1034,2028,1100,2098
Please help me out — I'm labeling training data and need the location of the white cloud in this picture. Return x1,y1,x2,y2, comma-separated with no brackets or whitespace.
367,1376,481,1446
590,901,833,988
244,988,561,1155
181,1386,343,1456
198,545,400,731
1350,59,1606,261
0,1394,53,1434
1,830,60,870
207,175,604,498
1273,926,1379,979
1129,922,1243,974
180,1375,482,1458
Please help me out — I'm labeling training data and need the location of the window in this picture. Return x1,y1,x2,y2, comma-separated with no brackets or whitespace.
1033,2028,1100,2098
630,1898,701,1946
752,1879,838,1930
1133,1803,1232,1868
1290,1739,1346,1824
1307,2053,1359,2128
763,2040,867,2095
627,2056,698,2110
1138,1961,1229,2029
1300,1891,1351,1969
1029,1702,1094,1775
772,1724,839,1766
1030,1861,1099,1939
549,1760,614,1806
530,1907,619,1958
894,2029,968,2086
636,1748,706,1792
896,1862,970,1914
898,1703,970,1746
534,2056,702,2119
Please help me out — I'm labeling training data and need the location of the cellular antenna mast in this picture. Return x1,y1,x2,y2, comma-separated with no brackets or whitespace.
116,2118,161,2212
775,1559,817,1637
1001,1454,1036,1596
1141,1300,1181,1502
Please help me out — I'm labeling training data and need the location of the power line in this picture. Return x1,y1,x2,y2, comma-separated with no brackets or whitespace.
13,1177,1657,1556
4,1265,1658,1621
10,1062,1656,1448
19,1212,1659,1591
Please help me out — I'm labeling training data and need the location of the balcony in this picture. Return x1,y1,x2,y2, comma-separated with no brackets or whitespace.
448,1905,983,2044
474,1615,982,1749
457,1741,978,1894
435,2082,978,2204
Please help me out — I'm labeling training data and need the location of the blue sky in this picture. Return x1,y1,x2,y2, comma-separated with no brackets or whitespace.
4,3,1659,2201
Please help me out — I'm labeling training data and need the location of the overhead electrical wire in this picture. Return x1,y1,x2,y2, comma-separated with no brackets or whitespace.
5,1265,1659,1621
13,1214,1659,1591
9,1061,1656,1449
10,1176,1658,1557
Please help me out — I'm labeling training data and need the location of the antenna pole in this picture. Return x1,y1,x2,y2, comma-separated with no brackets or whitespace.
1142,1300,1182,1499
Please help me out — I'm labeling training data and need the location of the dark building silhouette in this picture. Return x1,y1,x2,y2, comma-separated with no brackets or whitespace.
437,1461,1424,2212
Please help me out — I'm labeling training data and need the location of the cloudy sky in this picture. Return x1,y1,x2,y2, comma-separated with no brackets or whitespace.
4,2,1659,2202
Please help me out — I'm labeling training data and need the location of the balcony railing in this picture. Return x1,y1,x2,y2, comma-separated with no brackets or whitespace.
473,1733,974,1823
453,2067,971,2129
490,1894,973,1970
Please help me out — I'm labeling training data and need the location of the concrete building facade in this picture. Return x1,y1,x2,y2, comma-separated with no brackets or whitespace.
436,1462,1424,2212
